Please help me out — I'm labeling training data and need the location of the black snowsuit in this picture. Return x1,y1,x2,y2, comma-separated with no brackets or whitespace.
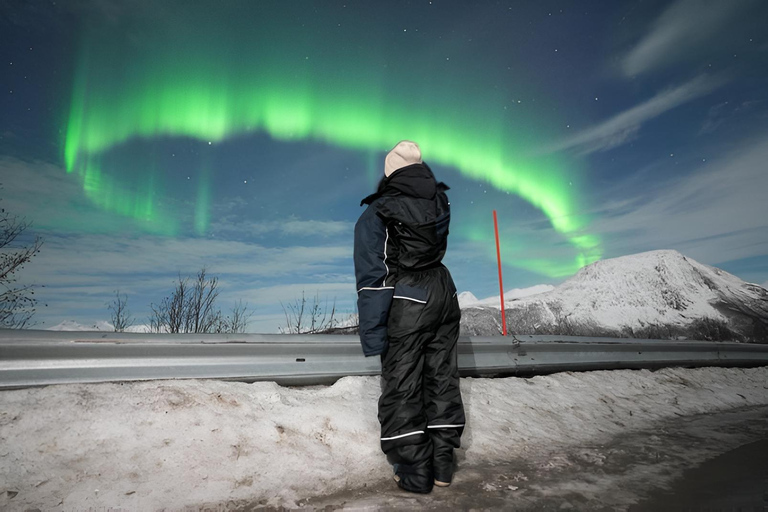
353,163,465,493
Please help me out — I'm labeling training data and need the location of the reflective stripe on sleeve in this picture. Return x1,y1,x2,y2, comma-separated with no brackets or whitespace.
357,286,395,293
382,229,390,286
427,424,465,429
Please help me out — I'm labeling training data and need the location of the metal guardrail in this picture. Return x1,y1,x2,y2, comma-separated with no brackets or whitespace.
0,330,767,389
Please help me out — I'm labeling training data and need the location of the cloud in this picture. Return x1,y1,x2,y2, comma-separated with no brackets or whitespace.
591,132,768,268
21,235,351,284
211,218,353,239
15,233,353,330
282,219,352,237
0,156,181,236
543,75,725,155
622,0,757,76
237,282,356,307
699,100,763,135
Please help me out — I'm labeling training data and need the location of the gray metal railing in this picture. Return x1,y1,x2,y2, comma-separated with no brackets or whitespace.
1,330,767,389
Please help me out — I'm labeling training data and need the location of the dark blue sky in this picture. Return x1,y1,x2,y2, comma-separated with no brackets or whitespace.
2,0,767,331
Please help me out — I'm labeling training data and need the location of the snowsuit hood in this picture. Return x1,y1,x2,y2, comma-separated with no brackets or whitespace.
361,163,447,206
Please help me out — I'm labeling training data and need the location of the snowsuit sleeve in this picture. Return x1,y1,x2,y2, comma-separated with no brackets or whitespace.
354,203,394,356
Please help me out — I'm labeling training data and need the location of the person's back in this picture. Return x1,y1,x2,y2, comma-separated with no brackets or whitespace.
354,141,465,494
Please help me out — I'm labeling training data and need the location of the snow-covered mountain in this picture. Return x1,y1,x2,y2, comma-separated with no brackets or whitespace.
47,320,113,331
461,250,768,342
458,285,555,308
47,321,151,333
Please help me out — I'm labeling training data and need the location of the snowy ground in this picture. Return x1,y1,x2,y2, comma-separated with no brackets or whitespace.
1,366,767,510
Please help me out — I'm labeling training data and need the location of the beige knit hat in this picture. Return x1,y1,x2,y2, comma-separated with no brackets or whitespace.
384,140,422,177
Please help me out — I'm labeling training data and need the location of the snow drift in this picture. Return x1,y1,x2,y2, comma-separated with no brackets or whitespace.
1,367,767,510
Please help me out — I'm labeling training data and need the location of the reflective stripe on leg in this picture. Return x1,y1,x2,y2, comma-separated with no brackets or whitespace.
381,430,425,441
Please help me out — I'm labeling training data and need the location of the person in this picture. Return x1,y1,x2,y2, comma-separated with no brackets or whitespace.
353,140,465,494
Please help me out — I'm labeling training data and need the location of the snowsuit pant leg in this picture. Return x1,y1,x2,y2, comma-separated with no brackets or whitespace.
379,314,433,493
423,291,464,483
378,266,464,493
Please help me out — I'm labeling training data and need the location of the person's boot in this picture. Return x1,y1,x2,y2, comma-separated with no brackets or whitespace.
392,463,433,494
433,448,454,487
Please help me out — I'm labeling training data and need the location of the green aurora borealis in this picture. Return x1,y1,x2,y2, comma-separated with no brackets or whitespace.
7,0,768,332
62,4,602,277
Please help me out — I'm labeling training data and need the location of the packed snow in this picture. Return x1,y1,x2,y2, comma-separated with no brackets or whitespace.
1,366,767,510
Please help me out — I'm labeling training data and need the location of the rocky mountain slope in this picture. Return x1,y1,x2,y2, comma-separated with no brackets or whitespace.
461,250,768,342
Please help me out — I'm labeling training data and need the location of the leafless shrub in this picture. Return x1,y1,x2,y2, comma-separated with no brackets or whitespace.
149,274,188,333
498,302,616,337
686,317,740,341
149,268,250,334
617,318,739,341
216,299,253,334
625,323,677,340
504,302,551,335
185,268,220,333
747,319,768,344
107,290,134,332
322,311,359,334
280,291,337,334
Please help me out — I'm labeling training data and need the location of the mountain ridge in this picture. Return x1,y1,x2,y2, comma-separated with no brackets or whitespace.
461,250,768,342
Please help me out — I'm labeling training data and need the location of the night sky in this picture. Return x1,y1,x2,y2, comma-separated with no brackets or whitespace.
2,0,767,332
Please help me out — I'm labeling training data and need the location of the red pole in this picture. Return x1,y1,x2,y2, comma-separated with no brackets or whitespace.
493,210,507,336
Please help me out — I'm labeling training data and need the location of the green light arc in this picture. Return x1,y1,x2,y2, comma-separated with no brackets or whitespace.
63,46,602,277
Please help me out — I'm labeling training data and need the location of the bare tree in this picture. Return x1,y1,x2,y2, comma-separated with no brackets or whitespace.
149,274,189,333
149,269,248,334
209,300,253,334
281,292,306,334
1,193,44,329
280,291,337,334
149,273,188,333
185,268,220,334
148,301,167,333
227,299,253,334
107,290,134,332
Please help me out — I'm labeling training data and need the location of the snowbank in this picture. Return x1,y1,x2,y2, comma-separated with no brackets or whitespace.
1,366,767,510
